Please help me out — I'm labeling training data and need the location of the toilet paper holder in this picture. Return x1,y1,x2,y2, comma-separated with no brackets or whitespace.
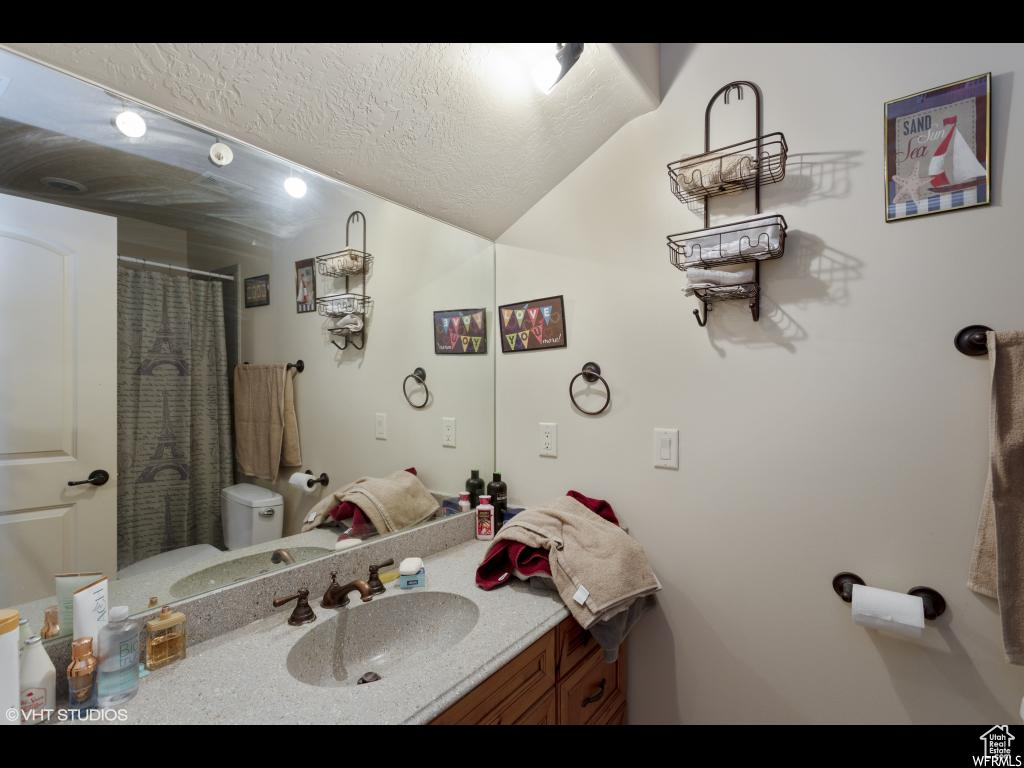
304,470,329,488
832,572,946,620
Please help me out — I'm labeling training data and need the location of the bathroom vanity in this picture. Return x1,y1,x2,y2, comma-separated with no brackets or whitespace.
431,617,627,725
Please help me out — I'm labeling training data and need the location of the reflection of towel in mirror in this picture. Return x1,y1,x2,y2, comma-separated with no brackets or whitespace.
301,468,437,534
476,495,660,660
233,364,302,481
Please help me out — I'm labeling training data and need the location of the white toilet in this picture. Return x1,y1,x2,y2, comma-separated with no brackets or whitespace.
221,483,285,550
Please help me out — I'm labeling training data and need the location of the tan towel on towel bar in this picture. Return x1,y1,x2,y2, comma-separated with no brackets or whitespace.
301,469,438,534
233,363,302,481
968,331,1024,663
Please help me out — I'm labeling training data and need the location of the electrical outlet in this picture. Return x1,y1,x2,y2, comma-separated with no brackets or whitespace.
539,422,557,457
375,412,387,440
653,428,678,469
442,417,457,448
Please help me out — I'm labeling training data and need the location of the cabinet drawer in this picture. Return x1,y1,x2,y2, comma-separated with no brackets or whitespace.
556,616,596,676
432,629,556,724
557,644,626,726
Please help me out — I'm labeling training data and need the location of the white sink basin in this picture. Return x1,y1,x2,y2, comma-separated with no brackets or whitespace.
168,547,332,598
286,591,479,687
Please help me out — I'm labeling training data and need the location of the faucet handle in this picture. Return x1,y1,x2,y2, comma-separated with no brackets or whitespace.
367,559,394,595
272,588,317,626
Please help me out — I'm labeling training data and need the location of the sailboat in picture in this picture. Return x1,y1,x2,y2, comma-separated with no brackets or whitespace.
927,115,987,193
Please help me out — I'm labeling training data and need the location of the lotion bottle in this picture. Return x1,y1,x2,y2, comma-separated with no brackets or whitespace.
476,494,495,541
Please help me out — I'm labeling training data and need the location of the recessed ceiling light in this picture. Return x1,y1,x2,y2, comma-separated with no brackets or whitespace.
532,43,584,94
115,110,147,138
284,176,307,199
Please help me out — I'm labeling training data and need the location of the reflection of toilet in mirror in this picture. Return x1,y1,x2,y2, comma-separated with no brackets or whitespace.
221,484,285,550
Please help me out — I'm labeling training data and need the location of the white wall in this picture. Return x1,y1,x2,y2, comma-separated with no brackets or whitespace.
243,185,494,534
495,43,1024,723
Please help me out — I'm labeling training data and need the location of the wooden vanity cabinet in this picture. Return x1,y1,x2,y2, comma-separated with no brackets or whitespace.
431,616,626,725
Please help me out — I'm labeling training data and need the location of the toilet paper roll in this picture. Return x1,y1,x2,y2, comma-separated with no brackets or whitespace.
851,584,925,638
288,472,316,494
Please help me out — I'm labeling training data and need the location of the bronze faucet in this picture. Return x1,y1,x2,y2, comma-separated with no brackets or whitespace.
321,572,374,608
366,559,395,595
271,548,295,565
272,588,316,625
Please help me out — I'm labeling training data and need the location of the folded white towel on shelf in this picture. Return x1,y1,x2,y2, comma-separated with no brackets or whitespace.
676,150,759,195
683,284,754,298
683,220,782,266
329,313,364,334
686,266,755,286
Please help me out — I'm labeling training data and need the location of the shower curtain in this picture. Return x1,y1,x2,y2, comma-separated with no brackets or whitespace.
116,267,233,569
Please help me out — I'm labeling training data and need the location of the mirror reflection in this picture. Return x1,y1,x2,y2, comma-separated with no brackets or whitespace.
0,49,495,637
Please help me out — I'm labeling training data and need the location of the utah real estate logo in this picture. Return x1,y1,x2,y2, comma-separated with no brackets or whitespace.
975,726,1020,766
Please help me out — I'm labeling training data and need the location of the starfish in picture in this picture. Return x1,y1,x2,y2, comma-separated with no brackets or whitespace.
891,161,933,204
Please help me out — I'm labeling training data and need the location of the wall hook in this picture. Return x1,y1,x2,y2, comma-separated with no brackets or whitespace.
693,300,710,327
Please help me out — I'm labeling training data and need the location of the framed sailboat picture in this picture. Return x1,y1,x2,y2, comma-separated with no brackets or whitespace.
884,73,990,222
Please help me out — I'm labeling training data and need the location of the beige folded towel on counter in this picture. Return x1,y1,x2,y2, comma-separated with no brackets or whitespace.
968,331,1024,663
233,364,302,482
492,496,661,630
301,469,438,534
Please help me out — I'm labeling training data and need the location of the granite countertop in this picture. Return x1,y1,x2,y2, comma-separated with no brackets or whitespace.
112,539,569,724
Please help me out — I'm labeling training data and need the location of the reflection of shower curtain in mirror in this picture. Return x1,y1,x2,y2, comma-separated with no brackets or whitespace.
117,268,233,568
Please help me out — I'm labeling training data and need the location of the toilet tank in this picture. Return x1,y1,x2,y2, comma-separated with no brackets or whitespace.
221,483,285,550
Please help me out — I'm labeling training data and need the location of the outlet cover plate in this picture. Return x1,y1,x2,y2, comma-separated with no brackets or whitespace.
539,422,557,457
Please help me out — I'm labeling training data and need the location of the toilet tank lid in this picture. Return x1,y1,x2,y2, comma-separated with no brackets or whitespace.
222,483,283,507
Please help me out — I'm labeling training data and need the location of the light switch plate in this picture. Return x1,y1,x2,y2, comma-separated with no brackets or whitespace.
653,428,678,469
539,422,557,457
375,412,387,440
442,417,457,448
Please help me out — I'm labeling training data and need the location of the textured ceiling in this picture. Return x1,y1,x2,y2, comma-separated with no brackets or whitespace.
3,43,660,238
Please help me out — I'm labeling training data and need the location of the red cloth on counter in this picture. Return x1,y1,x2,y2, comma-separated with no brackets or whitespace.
475,490,619,590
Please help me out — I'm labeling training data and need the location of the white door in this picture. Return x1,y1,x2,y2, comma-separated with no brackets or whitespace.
0,192,117,606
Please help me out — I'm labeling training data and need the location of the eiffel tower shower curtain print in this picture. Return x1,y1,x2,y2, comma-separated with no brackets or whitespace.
116,267,233,568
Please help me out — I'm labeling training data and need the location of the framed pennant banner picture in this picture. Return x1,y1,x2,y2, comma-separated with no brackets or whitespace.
434,308,487,354
498,295,566,353
884,73,991,222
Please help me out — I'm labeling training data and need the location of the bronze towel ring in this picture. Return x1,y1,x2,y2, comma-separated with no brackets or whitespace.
569,362,611,416
403,367,429,409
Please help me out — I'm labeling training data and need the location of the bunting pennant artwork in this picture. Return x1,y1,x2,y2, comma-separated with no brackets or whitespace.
434,308,488,354
499,295,567,353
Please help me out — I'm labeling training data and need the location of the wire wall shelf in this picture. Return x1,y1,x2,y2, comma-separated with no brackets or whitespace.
667,133,788,207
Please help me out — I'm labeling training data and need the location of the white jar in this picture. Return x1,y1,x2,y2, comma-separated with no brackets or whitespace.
19,636,54,724
0,608,20,726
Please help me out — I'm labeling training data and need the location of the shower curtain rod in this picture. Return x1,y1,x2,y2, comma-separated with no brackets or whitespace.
117,255,236,281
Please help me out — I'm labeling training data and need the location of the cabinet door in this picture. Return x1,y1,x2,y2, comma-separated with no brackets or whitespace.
556,616,595,677
432,629,556,724
514,688,557,725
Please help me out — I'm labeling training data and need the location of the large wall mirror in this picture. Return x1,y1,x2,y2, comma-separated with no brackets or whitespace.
0,48,495,639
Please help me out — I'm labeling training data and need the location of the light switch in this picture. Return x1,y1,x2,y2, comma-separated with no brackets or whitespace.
653,428,678,469
375,412,387,440
442,417,457,448
539,422,557,458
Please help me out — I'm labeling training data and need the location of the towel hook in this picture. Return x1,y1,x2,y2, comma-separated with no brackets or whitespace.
831,572,946,620
403,367,429,409
569,362,611,416
955,325,992,356
693,298,711,327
